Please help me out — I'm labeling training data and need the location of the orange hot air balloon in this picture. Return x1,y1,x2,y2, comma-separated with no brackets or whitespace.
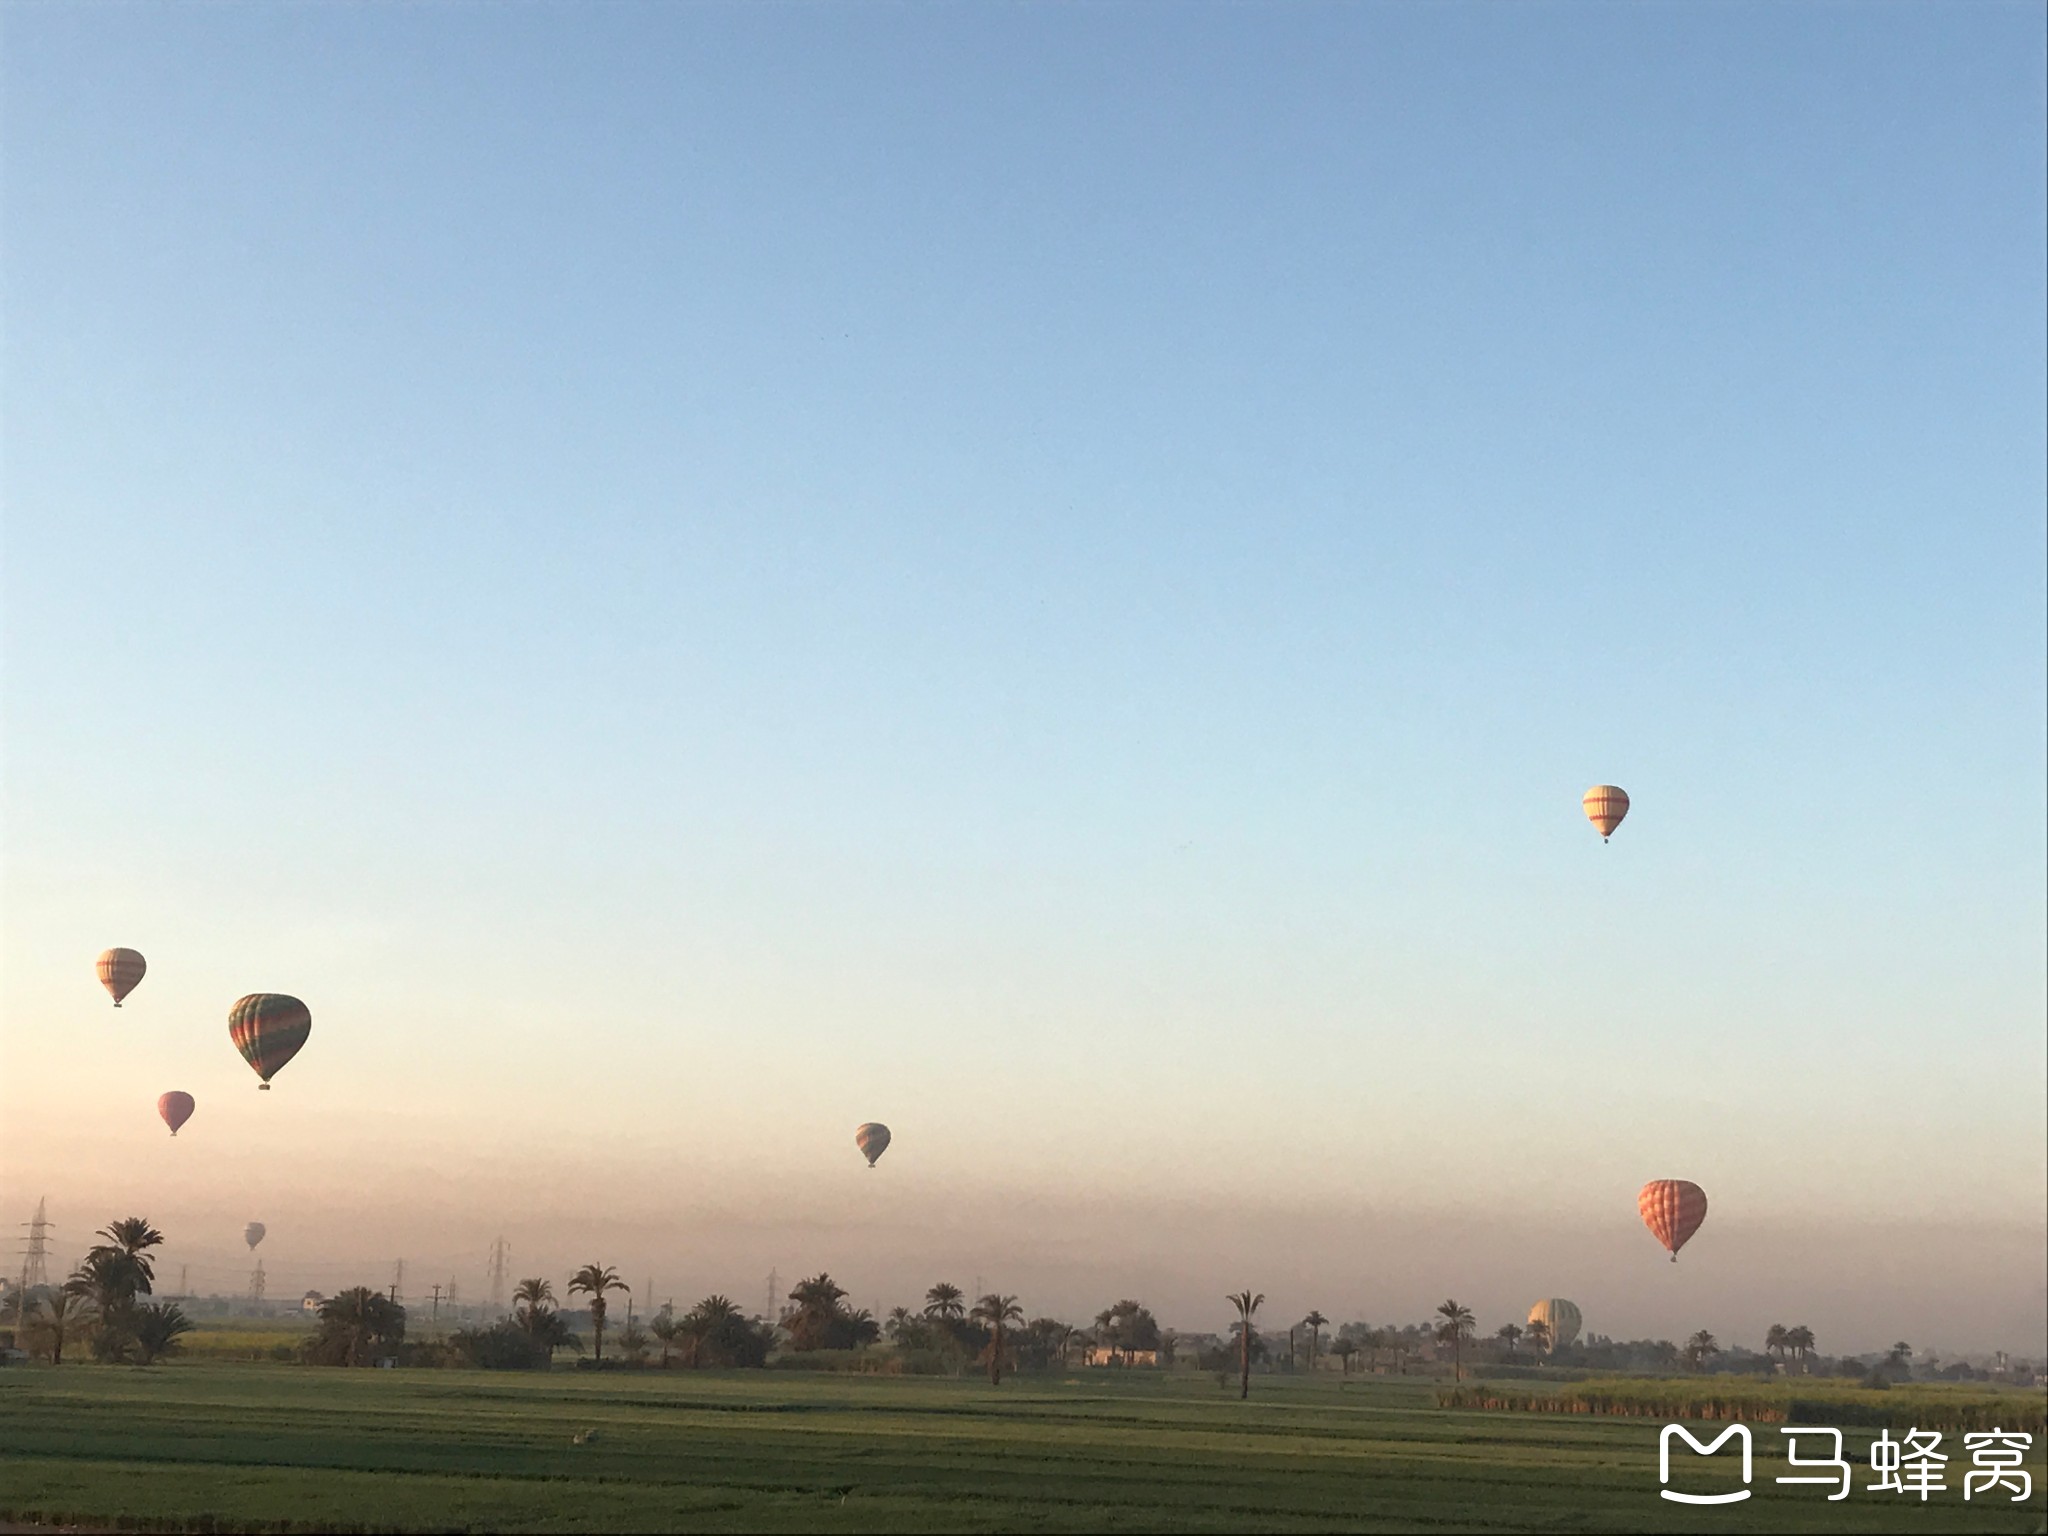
158,1092,195,1137
98,948,147,1006
855,1122,891,1168
1639,1179,1708,1262
1582,785,1629,841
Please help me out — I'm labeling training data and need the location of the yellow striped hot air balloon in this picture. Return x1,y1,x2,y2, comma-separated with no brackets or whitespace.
1582,785,1629,841
98,948,147,1006
1526,1298,1581,1351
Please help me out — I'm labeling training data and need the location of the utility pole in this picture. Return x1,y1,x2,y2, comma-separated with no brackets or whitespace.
765,1268,779,1321
447,1279,460,1325
178,1264,189,1300
249,1259,266,1304
429,1283,443,1329
488,1238,509,1318
391,1259,405,1307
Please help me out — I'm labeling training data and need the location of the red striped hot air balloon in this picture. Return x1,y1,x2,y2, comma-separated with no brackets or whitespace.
1639,1179,1708,1262
158,1092,195,1137
229,994,312,1089
855,1122,891,1168
98,948,147,1006
1582,786,1629,841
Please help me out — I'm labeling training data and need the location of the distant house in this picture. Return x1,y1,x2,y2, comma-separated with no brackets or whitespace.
1082,1345,1159,1367
301,1291,324,1314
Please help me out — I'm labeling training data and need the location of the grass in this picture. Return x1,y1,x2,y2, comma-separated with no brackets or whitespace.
1,1363,2043,1533
1441,1377,2048,1433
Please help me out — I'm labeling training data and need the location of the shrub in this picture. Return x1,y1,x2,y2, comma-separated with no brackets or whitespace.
449,1322,554,1370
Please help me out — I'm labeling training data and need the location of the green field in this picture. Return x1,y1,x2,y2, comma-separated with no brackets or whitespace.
2,1364,2042,1533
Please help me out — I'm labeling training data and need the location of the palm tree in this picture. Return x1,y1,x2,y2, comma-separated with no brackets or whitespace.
567,1265,629,1363
131,1302,194,1365
1785,1325,1815,1372
512,1277,554,1322
320,1286,403,1367
923,1282,965,1322
1524,1318,1550,1356
1330,1337,1358,1376
685,1294,744,1367
970,1293,1024,1385
886,1305,915,1341
782,1273,852,1350
1227,1291,1263,1400
648,1311,684,1368
1496,1323,1522,1361
1302,1311,1327,1373
1764,1323,1790,1364
33,1289,96,1365
1434,1300,1475,1382
1684,1330,1721,1370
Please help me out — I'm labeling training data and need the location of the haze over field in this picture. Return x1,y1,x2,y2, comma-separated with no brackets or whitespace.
3,6,2043,1355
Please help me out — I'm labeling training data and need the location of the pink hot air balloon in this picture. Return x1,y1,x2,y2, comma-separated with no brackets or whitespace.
158,1092,196,1137
1638,1179,1708,1262
98,948,147,1006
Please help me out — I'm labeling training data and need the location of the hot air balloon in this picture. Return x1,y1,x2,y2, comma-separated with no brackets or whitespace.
1526,1298,1582,1351
1639,1179,1708,1262
158,1092,195,1137
98,948,147,1006
855,1122,891,1168
245,1222,266,1251
1582,785,1629,841
228,994,312,1089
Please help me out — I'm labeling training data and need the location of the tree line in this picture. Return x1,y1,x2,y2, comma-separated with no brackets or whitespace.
7,1217,2033,1391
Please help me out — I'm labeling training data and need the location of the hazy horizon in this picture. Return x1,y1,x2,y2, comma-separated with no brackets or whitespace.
4,4,2042,1364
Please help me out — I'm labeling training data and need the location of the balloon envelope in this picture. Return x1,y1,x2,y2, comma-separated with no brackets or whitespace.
157,1091,195,1137
855,1122,891,1167
98,948,147,1006
229,994,312,1088
245,1222,266,1251
1526,1298,1582,1350
1582,785,1629,840
1639,1179,1708,1261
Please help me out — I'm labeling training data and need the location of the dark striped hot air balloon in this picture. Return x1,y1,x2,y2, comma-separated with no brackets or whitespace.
855,1122,891,1168
1638,1179,1708,1262
158,1092,195,1137
229,994,311,1089
98,948,147,1006
1582,785,1629,841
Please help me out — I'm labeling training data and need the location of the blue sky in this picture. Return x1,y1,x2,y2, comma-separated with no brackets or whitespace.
3,4,2042,1346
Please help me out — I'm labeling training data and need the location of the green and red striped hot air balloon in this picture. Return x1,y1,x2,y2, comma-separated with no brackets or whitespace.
855,1122,890,1168
229,994,311,1090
